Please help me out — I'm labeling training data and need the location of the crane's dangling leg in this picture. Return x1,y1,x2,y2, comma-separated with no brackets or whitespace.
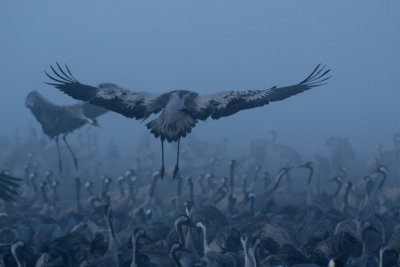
173,138,181,178
63,134,79,170
160,139,165,179
55,136,62,172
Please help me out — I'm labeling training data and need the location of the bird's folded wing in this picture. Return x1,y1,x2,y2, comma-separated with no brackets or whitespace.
45,63,167,120
25,91,63,113
25,91,65,126
184,64,330,120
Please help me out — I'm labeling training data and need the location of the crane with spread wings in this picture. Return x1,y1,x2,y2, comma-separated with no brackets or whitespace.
26,90,108,171
45,63,330,178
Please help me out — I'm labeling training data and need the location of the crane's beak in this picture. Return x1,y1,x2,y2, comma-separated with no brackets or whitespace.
88,119,101,128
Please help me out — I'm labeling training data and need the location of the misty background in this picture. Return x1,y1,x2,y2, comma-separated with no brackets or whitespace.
0,0,399,166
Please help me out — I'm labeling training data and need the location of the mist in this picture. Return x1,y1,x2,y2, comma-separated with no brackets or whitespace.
1,0,399,162
2,2,400,266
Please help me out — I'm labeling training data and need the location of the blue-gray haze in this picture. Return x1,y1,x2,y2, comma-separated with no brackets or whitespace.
0,0,399,162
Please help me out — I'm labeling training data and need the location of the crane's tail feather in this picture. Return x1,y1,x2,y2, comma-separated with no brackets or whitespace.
146,116,198,143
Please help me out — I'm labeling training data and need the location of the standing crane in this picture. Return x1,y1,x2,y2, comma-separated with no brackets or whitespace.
25,90,108,171
45,63,331,178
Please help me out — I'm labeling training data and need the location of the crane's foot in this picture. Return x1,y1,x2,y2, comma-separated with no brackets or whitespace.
173,164,179,179
160,166,165,180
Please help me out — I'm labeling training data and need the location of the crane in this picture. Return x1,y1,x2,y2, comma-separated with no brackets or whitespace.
45,63,330,178
25,90,108,171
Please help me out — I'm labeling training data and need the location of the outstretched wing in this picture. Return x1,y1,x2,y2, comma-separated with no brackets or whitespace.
45,63,167,120
184,64,331,120
0,172,22,202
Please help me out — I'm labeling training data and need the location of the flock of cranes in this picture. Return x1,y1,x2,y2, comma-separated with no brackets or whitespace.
1,139,400,266
0,62,399,266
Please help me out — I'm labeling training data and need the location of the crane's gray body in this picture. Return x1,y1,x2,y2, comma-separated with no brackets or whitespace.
25,91,107,139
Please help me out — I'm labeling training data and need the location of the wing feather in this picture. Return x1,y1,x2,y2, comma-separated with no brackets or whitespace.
185,64,331,120
0,172,22,202
45,64,166,120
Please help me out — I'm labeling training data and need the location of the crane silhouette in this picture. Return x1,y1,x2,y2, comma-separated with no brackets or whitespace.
25,90,108,171
45,63,331,178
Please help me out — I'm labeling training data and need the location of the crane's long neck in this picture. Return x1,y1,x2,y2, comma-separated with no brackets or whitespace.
184,224,196,252
52,187,59,210
249,197,255,216
149,176,158,204
333,179,343,198
271,171,286,193
170,249,182,267
253,167,260,184
198,175,206,194
198,222,210,255
360,228,369,261
377,173,388,209
175,221,186,248
130,233,137,267
41,186,49,204
306,167,315,205
11,244,25,267
103,183,110,195
249,240,260,267
241,238,251,267
188,181,194,205
263,174,270,191
76,184,81,213
118,181,125,197
210,160,216,177
242,179,248,195
340,186,350,214
307,167,314,185
31,178,37,193
105,213,120,257
127,176,134,197
11,249,26,267
377,172,387,191
229,164,235,196
364,184,371,209
24,167,30,185
86,187,94,197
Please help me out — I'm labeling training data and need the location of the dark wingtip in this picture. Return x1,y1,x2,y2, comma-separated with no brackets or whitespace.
300,64,331,87
64,64,78,81
45,63,79,85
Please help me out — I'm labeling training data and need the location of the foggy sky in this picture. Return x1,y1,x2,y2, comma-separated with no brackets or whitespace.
1,0,399,158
